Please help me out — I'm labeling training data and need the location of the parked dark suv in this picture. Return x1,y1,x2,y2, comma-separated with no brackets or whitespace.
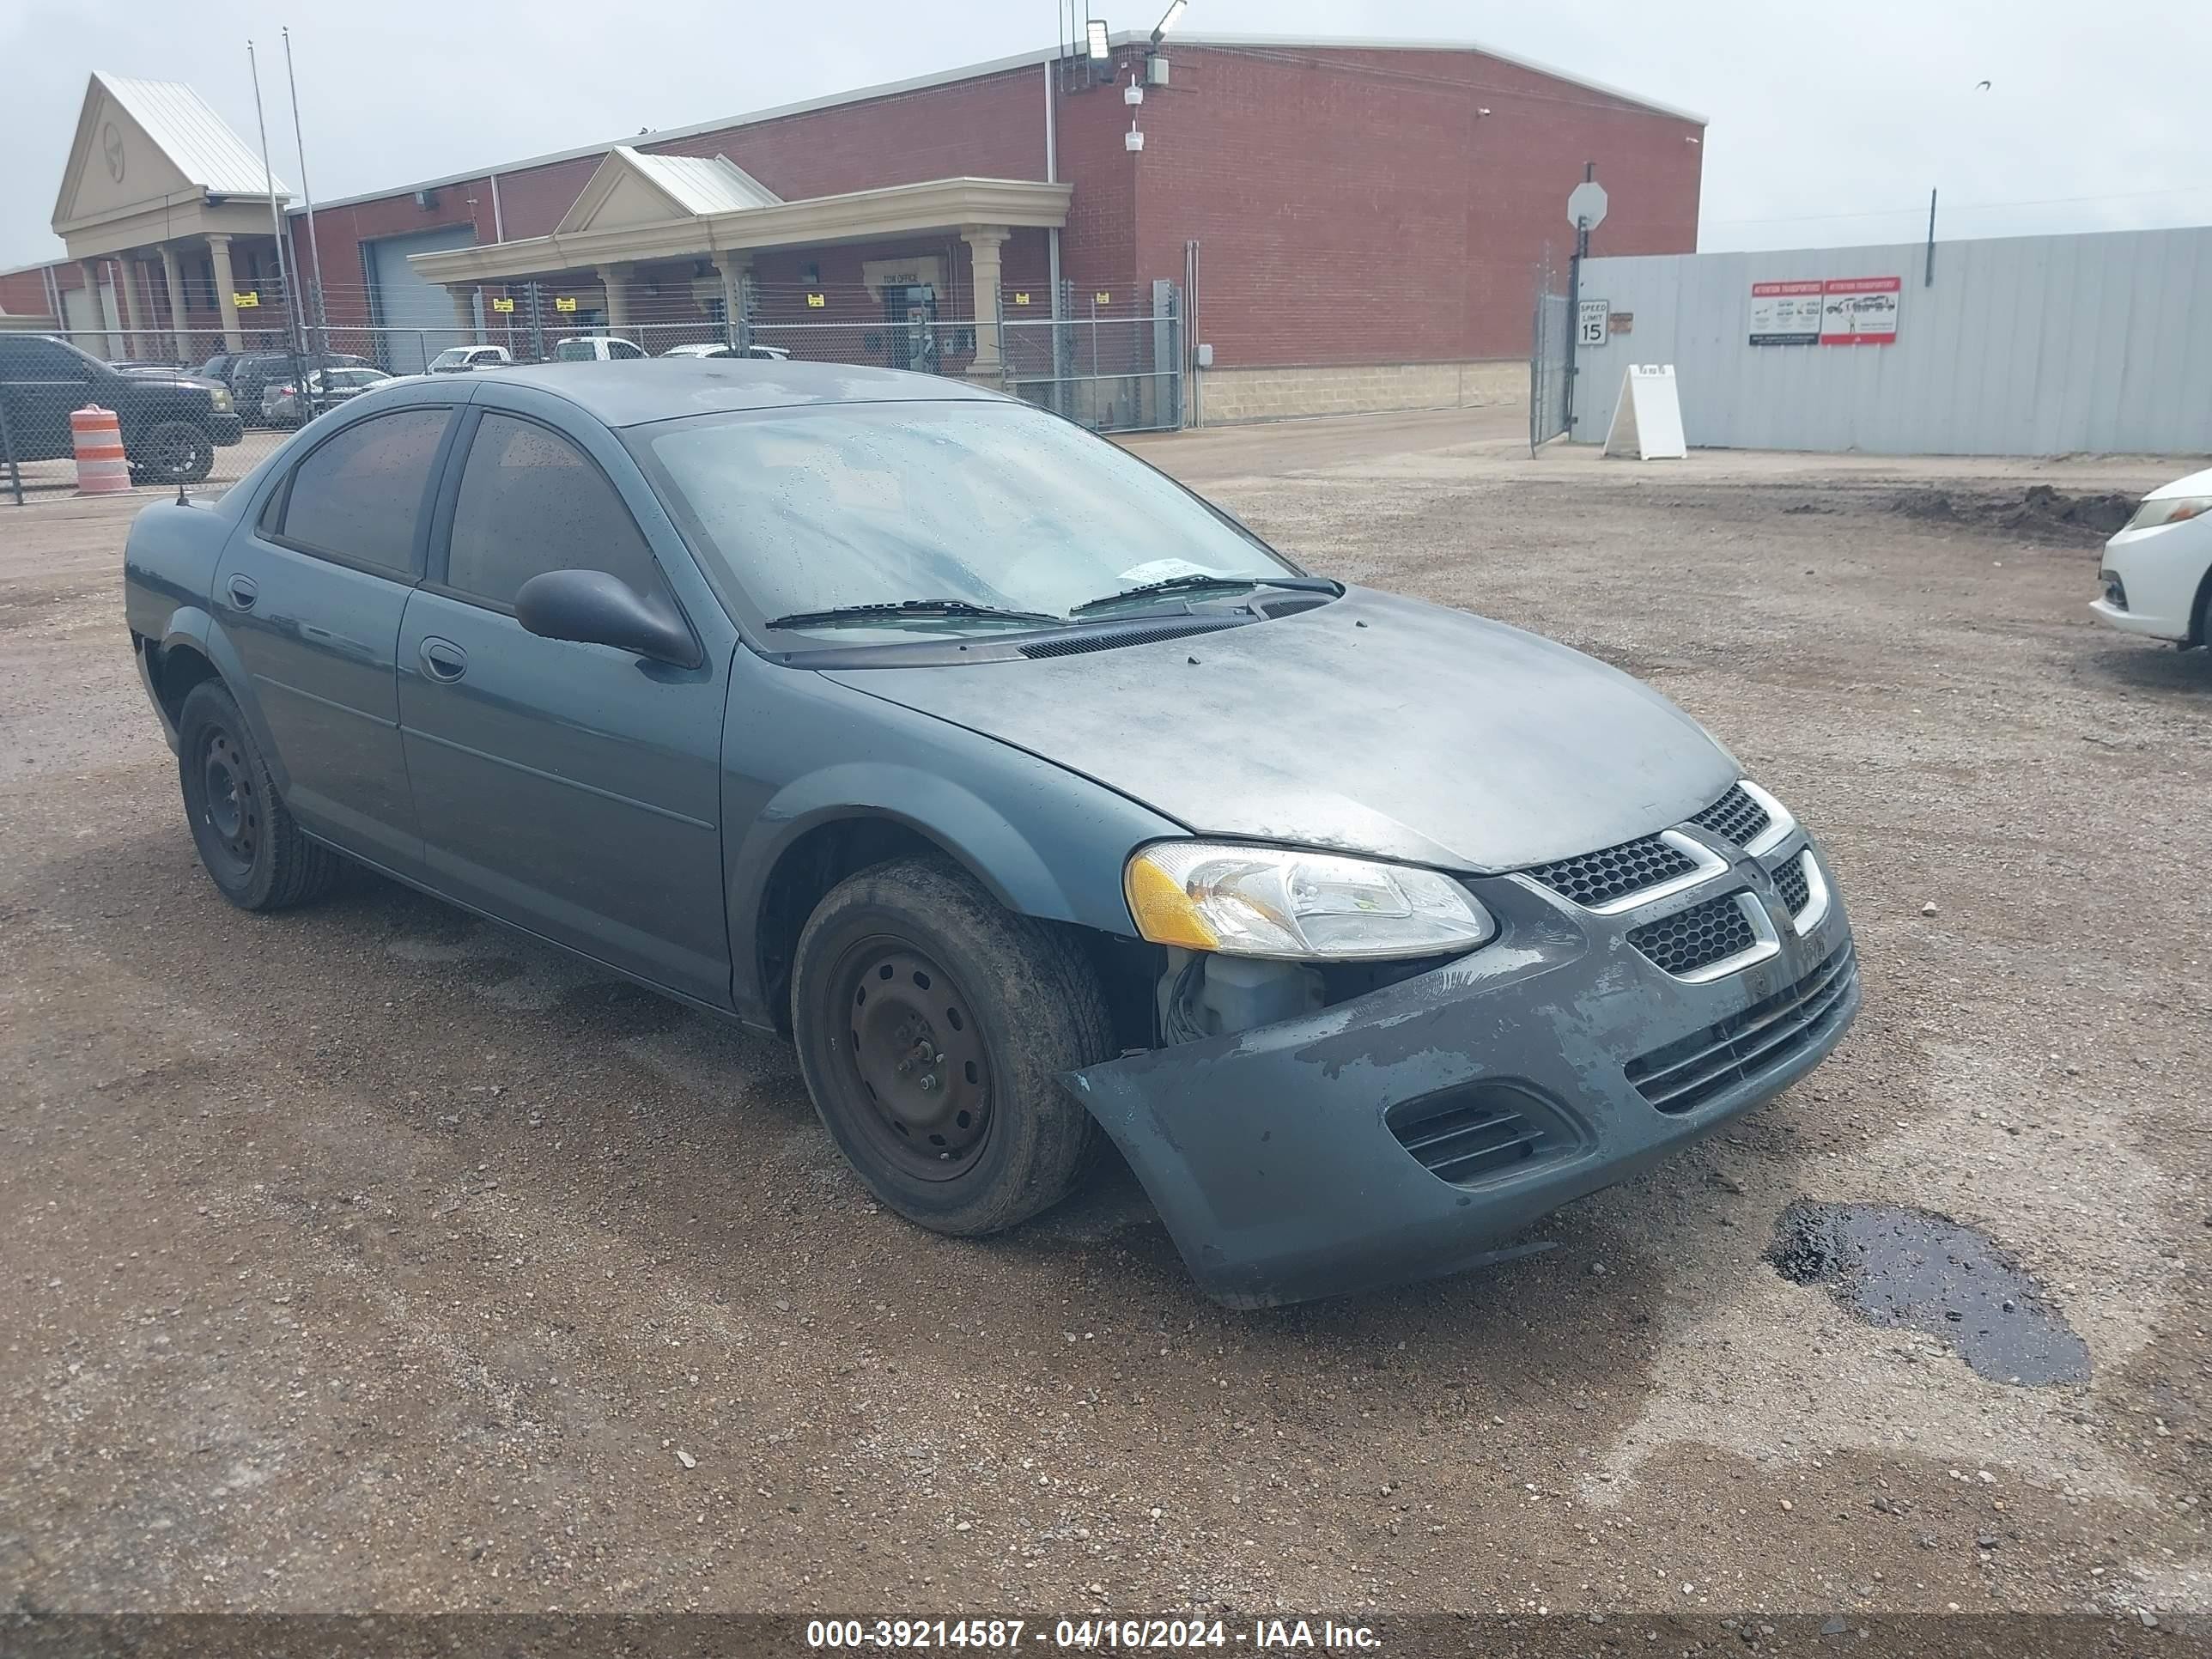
0,334,243,484
195,349,374,427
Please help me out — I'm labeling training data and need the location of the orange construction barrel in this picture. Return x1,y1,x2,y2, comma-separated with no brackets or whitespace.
71,405,131,495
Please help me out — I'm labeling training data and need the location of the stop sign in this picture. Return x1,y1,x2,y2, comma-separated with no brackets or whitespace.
1566,180,1608,231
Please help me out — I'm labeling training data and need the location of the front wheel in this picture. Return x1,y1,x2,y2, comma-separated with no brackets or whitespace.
131,420,215,485
176,681,339,910
791,855,1112,1236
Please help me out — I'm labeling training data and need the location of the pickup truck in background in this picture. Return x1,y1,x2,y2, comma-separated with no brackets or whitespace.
0,334,243,483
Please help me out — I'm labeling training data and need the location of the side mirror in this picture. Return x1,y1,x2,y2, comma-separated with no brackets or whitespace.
514,568,699,667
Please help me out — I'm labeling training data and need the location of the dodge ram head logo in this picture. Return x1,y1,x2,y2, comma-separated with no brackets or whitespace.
102,123,125,183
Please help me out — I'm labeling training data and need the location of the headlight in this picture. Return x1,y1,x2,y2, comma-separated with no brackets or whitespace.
2125,495,2210,531
209,388,233,411
1125,841,1494,960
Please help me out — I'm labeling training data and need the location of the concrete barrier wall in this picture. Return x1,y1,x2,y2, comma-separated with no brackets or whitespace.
1196,360,1523,425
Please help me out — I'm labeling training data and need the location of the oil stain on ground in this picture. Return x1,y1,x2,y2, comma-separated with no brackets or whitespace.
1767,1200,2090,1386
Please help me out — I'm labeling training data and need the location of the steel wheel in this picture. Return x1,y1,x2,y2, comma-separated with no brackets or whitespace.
832,936,994,1182
133,421,215,485
197,726,259,880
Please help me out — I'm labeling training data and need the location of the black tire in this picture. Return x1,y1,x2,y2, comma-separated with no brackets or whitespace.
176,681,339,911
791,855,1111,1236
130,420,215,486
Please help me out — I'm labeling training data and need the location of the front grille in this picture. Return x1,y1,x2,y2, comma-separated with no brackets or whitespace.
1018,619,1230,659
1772,853,1812,917
1626,945,1857,1115
1628,892,1757,977
1387,1084,1567,1187
1693,784,1771,849
1526,834,1698,910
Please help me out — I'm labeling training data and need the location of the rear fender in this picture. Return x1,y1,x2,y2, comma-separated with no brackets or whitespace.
149,611,289,793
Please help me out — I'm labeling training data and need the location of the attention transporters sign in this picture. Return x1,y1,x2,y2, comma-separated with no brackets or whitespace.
1750,276,1900,346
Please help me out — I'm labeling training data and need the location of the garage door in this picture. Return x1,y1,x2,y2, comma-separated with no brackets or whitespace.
365,224,480,374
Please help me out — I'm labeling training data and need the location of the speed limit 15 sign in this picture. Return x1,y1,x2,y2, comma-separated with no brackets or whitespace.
1577,299,1610,346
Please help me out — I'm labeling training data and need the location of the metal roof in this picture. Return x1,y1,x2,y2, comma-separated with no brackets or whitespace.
95,71,289,198
624,149,782,215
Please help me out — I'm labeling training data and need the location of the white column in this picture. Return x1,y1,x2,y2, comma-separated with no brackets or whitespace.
961,226,1009,376
449,286,477,337
713,252,750,348
159,246,192,363
602,264,634,331
117,256,147,356
205,235,244,351
77,260,114,356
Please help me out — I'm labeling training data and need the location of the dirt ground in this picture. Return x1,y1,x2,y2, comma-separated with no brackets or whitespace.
1,408,2206,1628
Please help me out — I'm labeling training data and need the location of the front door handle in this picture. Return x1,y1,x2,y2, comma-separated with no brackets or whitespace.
418,637,468,682
226,574,258,610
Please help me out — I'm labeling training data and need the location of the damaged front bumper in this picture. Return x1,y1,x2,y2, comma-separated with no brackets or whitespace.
1066,842,1858,1309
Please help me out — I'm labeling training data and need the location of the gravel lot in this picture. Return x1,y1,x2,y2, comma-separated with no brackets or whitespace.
2,408,2206,1626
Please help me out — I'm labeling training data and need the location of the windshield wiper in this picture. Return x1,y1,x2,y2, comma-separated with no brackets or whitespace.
1068,573,1340,617
766,599,1065,630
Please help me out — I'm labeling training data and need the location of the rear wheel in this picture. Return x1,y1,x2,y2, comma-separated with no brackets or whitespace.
131,420,215,485
791,855,1111,1236
176,681,339,910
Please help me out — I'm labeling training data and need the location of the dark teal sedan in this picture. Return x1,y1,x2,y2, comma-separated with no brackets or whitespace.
122,362,1856,1307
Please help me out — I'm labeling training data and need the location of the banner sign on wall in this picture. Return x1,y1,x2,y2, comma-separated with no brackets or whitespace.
1750,276,1900,346
1819,276,1901,344
1749,280,1824,345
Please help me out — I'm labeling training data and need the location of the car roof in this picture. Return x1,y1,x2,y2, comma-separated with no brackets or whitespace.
475,359,1009,427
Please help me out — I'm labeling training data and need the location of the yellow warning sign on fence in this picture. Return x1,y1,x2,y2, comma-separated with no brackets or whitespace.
1094,291,1111,304
232,291,259,308
806,292,826,308
1012,292,1030,306
490,296,515,313
554,295,579,313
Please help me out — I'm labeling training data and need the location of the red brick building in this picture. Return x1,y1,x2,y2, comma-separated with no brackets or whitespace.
9,34,1703,423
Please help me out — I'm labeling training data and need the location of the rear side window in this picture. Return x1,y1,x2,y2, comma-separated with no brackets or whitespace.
608,340,644,360
444,412,664,609
4,338,93,379
273,408,449,577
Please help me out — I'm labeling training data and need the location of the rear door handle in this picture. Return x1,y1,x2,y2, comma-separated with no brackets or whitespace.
226,574,258,610
418,637,468,682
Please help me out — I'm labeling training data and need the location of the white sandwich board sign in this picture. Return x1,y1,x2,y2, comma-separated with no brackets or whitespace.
1604,365,1687,460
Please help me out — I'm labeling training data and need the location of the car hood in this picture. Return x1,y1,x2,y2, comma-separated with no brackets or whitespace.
821,588,1740,872
2145,465,2212,501
118,368,221,390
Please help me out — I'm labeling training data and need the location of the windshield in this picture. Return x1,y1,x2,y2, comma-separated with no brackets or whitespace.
637,400,1299,638
554,340,598,362
428,348,471,369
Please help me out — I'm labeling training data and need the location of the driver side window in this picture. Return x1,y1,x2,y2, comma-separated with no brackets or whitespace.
444,413,667,611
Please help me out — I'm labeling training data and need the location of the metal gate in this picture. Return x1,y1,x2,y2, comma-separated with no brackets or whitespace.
1529,254,1572,451
1001,280,1183,434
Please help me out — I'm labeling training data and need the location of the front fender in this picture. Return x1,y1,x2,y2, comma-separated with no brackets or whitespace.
721,664,1187,1022
743,763,1091,922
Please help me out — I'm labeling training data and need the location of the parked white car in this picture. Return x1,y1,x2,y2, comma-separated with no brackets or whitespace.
2092,466,2212,647
427,344,514,373
660,342,793,361
551,336,647,362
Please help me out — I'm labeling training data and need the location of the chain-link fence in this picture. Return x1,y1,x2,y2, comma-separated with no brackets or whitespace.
1530,252,1572,452
1001,283,1183,434
3,275,1186,501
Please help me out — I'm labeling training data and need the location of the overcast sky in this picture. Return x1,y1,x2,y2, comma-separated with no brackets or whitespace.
5,0,2209,271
